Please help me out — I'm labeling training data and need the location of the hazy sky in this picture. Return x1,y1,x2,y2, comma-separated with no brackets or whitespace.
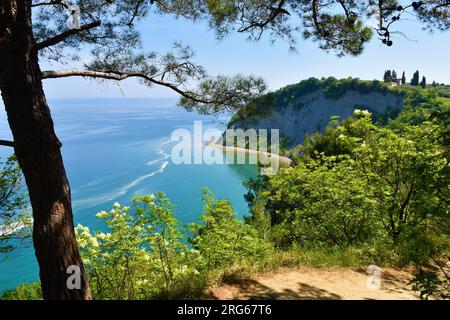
41,13,450,99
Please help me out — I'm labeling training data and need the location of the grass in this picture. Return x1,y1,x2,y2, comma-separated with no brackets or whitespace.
437,96,450,106
0,245,403,300
207,245,401,287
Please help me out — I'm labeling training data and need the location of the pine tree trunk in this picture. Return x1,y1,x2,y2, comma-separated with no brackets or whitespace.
0,0,91,299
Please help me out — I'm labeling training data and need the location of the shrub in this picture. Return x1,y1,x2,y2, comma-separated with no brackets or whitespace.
246,102,449,267
75,193,204,300
73,190,272,299
0,155,31,257
410,257,450,300
0,282,42,300
190,189,273,272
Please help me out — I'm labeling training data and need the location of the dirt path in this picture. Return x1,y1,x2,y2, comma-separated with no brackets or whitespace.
204,267,420,300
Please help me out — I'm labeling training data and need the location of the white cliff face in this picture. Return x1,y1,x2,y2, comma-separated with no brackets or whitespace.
230,90,404,146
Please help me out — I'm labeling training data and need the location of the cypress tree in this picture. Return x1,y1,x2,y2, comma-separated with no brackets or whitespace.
385,70,392,82
420,76,427,88
392,70,397,79
411,71,420,86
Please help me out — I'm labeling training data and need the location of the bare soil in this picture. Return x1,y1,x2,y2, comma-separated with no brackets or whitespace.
204,267,420,300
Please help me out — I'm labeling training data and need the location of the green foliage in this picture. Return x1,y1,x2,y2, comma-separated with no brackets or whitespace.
410,257,450,300
322,77,395,99
390,88,446,130
383,69,402,83
436,85,450,98
203,244,398,284
191,189,272,272
420,76,427,88
228,91,275,126
245,91,450,284
33,1,269,115
178,74,267,114
230,77,401,124
28,1,450,115
258,154,381,247
74,191,272,300
75,193,203,299
411,70,420,86
383,70,392,82
275,245,398,268
0,155,31,257
0,282,42,300
392,70,397,80
6,85,450,300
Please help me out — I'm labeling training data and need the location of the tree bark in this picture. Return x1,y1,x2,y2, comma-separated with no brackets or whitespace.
0,0,91,299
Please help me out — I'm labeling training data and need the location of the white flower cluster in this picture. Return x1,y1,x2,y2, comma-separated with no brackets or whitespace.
354,109,371,116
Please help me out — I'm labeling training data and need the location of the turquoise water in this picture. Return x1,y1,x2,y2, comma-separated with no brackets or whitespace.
0,99,257,293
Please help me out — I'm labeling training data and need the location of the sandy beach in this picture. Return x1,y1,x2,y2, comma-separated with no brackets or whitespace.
207,142,293,167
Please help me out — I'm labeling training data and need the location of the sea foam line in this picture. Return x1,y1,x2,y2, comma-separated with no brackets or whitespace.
145,153,170,166
160,139,174,146
122,161,168,191
74,161,169,209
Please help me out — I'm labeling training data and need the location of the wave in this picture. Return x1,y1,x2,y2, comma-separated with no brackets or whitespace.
73,161,169,209
118,160,169,195
145,153,170,166
72,171,125,195
160,139,175,146
73,192,123,209
145,145,171,166
160,161,169,171
157,148,169,156
145,159,161,166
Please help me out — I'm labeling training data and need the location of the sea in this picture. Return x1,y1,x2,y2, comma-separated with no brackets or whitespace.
0,98,257,293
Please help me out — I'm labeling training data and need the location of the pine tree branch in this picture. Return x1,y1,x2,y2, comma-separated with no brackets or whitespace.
41,69,215,105
32,1,64,7
0,140,14,147
34,21,101,51
237,0,289,33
